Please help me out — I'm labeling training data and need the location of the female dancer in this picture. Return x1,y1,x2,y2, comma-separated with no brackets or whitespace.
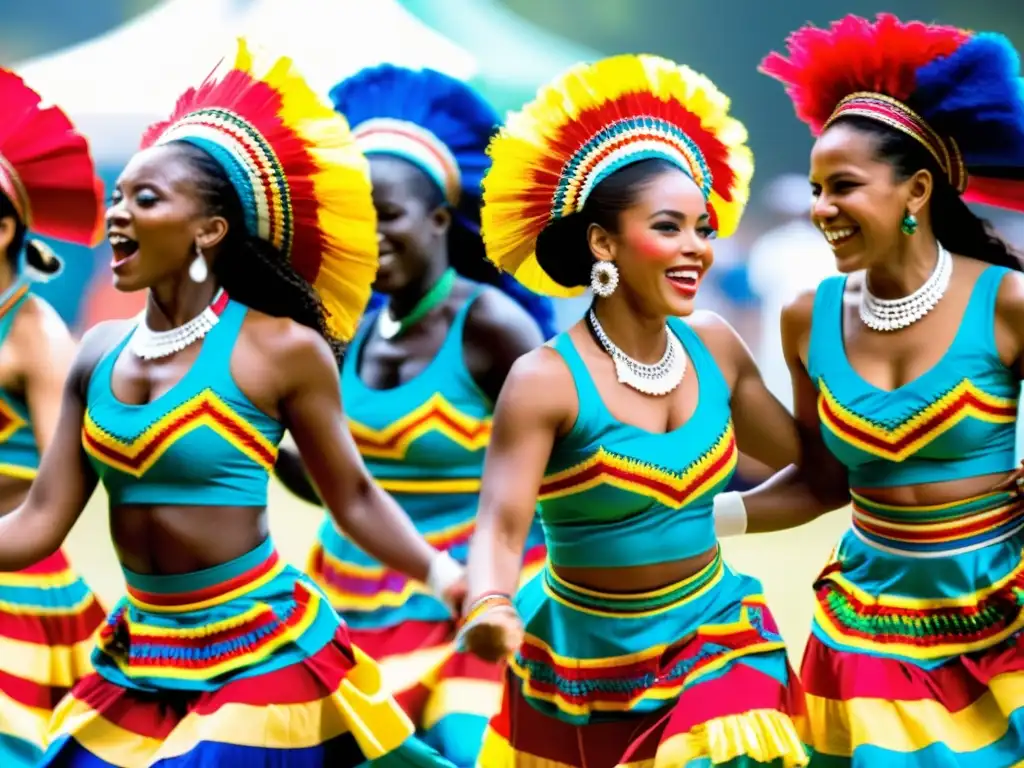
0,66,107,767
751,13,1024,766
0,40,462,767
274,64,551,767
459,54,810,767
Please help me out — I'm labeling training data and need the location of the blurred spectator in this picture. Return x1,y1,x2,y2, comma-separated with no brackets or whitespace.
748,173,837,412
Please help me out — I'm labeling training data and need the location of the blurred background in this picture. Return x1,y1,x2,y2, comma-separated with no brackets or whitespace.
4,0,1023,660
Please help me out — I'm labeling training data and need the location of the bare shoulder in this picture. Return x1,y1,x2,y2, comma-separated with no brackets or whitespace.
9,295,71,344
240,309,335,373
67,318,134,398
994,266,1024,321
499,343,577,427
780,287,819,350
685,309,750,364
464,284,543,347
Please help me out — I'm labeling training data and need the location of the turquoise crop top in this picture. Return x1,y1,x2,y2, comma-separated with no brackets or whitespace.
341,287,493,542
82,299,284,506
807,266,1019,489
0,290,39,480
539,317,737,569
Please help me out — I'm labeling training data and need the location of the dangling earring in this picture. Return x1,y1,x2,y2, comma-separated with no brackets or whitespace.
901,211,918,236
189,243,209,283
590,261,619,298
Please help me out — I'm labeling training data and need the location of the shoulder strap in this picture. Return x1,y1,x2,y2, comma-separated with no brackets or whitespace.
0,291,30,348
547,331,604,408
668,317,729,396
806,275,846,385
961,264,1011,359
433,284,487,370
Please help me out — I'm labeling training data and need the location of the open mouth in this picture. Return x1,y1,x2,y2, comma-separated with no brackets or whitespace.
822,226,858,249
665,267,702,297
108,234,139,268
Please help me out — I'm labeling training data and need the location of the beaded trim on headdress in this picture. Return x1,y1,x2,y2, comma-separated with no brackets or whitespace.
480,54,753,297
761,13,1024,213
352,118,462,205
142,38,378,342
0,67,104,246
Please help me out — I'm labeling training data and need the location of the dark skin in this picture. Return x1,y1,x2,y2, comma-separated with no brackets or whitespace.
768,123,1024,514
0,144,452,589
463,168,812,661
275,155,544,505
0,217,76,514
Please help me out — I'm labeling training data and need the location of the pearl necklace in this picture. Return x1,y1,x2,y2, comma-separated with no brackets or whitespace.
587,309,687,396
130,289,229,360
860,244,952,332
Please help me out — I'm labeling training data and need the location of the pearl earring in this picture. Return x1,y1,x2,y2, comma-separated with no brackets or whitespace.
189,244,209,283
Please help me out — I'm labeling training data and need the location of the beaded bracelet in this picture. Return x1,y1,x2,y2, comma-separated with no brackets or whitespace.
454,591,518,651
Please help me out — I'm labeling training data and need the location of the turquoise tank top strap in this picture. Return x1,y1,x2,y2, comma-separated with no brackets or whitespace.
668,317,729,394
0,293,28,347
957,264,1010,360
0,277,33,347
341,306,379,385
547,331,605,436
430,284,485,364
807,274,847,383
194,298,247,388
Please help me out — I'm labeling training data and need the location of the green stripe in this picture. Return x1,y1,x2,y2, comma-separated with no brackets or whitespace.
852,490,1016,523
544,551,722,613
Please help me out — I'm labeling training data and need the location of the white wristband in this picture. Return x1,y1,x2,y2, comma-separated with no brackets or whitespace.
714,491,748,537
426,551,464,604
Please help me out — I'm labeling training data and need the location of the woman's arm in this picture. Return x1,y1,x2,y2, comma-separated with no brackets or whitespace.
0,322,115,567
14,298,76,454
716,292,850,535
277,325,457,592
464,349,568,601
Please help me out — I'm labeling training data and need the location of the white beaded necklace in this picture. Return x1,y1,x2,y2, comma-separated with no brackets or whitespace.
130,289,228,360
587,309,687,396
859,244,952,332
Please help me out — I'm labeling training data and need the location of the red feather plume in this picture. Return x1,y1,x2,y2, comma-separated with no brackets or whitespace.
760,14,969,134
0,68,104,246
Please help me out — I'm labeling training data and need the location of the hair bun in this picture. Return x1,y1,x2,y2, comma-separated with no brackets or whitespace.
535,214,593,289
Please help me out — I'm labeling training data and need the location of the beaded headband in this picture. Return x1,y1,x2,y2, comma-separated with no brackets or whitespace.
153,108,294,259
553,116,713,219
825,92,967,193
353,118,462,205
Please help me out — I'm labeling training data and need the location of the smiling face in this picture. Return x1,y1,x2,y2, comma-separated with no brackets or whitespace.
105,144,228,293
369,155,450,295
590,166,715,317
809,121,926,273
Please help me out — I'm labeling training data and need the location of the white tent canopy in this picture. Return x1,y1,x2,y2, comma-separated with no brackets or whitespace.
15,0,477,162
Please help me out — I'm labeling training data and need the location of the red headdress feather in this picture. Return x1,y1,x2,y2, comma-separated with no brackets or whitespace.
760,14,969,135
0,68,104,246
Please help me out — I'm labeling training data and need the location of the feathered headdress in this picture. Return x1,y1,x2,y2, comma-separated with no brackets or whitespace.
481,54,753,298
330,64,558,338
761,13,1024,213
142,38,377,342
0,67,104,253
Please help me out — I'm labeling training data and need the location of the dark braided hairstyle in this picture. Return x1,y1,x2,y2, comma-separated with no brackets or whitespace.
171,141,346,362
0,192,27,269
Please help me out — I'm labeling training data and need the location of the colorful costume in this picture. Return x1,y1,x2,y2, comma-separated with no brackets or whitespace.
305,65,548,766
0,66,106,768
477,54,809,767
762,14,1024,767
41,39,452,767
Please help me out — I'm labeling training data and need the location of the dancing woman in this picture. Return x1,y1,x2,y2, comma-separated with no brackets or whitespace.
459,55,810,767
752,14,1024,766
0,40,462,767
273,64,552,766
0,66,107,768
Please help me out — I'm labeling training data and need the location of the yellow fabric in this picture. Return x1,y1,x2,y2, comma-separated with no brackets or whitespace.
656,708,808,767
481,54,753,297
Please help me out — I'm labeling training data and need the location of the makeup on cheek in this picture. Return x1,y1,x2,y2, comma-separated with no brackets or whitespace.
627,228,678,262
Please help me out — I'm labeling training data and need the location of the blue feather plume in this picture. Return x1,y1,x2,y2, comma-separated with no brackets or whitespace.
914,33,1024,169
331,65,556,338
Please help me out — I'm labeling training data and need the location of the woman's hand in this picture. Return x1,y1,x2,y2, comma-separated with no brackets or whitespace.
461,607,524,663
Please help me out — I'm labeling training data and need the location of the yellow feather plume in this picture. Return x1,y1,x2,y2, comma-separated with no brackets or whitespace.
481,54,753,298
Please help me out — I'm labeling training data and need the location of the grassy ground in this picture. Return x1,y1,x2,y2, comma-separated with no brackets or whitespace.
63,481,853,663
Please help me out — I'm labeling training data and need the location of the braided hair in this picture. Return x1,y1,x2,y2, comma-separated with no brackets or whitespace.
171,141,346,362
